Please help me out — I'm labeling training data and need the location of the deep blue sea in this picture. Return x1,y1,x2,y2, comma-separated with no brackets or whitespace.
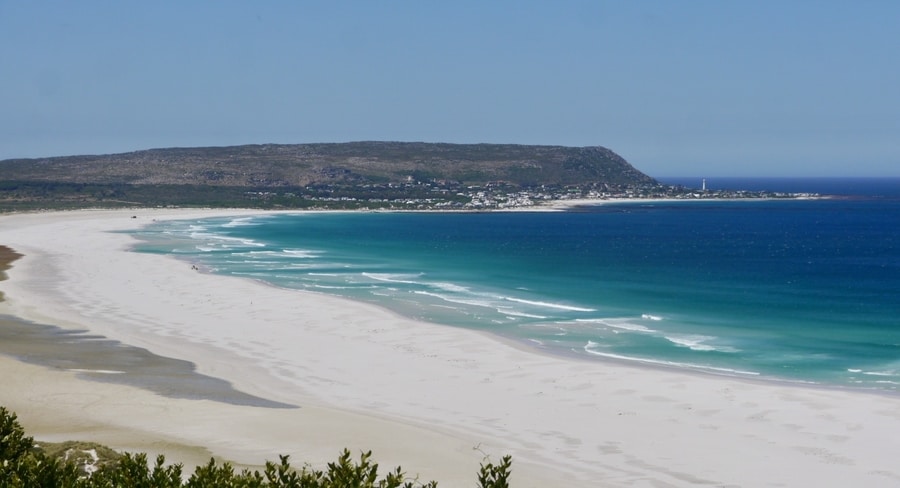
131,178,900,392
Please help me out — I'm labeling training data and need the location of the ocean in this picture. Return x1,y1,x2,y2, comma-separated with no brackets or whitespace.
130,178,900,392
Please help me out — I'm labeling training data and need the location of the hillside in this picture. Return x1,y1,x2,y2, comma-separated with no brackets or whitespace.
0,142,658,210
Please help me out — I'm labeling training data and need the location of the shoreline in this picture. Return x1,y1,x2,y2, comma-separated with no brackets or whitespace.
1,208,900,486
0,209,569,486
137,203,893,397
534,195,830,211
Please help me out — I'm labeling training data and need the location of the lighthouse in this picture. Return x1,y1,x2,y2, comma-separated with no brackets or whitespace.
702,178,707,191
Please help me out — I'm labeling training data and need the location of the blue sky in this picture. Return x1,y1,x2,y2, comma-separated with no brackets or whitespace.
1,1,898,177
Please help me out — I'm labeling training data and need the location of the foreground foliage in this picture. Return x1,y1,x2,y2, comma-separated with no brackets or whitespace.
1,407,512,487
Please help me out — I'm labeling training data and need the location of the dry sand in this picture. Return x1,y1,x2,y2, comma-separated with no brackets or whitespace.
1,209,899,487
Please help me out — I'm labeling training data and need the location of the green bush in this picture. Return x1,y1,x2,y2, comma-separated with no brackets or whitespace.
1,406,512,487
1,406,84,487
0,406,33,462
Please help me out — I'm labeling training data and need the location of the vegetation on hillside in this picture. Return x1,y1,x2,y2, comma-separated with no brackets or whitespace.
0,142,658,211
0,142,652,188
0,406,513,487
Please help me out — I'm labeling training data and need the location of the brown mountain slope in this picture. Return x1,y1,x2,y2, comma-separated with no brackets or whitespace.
0,141,655,188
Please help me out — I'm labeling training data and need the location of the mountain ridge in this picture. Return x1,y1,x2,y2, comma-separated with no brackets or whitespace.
0,141,655,187
0,141,659,210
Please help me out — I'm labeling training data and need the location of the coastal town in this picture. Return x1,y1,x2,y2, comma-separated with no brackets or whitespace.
1,142,821,212
247,179,820,210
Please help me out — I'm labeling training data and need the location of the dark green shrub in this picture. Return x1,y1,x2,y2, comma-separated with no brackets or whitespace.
1,406,511,487
0,406,33,462
477,455,512,488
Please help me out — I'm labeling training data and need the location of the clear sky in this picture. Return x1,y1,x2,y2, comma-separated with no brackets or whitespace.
2,1,898,177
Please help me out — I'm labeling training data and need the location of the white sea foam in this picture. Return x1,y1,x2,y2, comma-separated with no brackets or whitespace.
862,370,897,377
499,310,548,319
665,335,716,351
574,318,655,333
221,217,259,228
283,249,321,258
664,335,739,353
641,314,664,321
583,343,759,376
229,259,281,265
364,275,473,295
431,282,472,293
413,291,497,310
502,297,596,312
189,230,266,249
605,321,656,333
412,286,563,320
267,263,318,270
362,272,424,285
520,323,562,329
230,272,275,278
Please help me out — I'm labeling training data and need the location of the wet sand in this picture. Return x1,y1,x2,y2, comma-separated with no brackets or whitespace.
0,314,292,408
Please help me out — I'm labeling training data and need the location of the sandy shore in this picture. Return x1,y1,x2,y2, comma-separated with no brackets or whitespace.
1,209,899,487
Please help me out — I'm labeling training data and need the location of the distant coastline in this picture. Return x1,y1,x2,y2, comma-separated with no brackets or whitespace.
1,142,851,212
657,176,900,198
534,194,827,211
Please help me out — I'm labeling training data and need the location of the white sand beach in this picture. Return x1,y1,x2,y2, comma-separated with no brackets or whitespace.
1,209,899,487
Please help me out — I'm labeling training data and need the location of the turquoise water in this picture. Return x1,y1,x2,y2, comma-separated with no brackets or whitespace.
131,178,900,391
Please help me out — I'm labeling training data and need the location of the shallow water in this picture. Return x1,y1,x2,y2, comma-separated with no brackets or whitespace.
131,178,900,392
